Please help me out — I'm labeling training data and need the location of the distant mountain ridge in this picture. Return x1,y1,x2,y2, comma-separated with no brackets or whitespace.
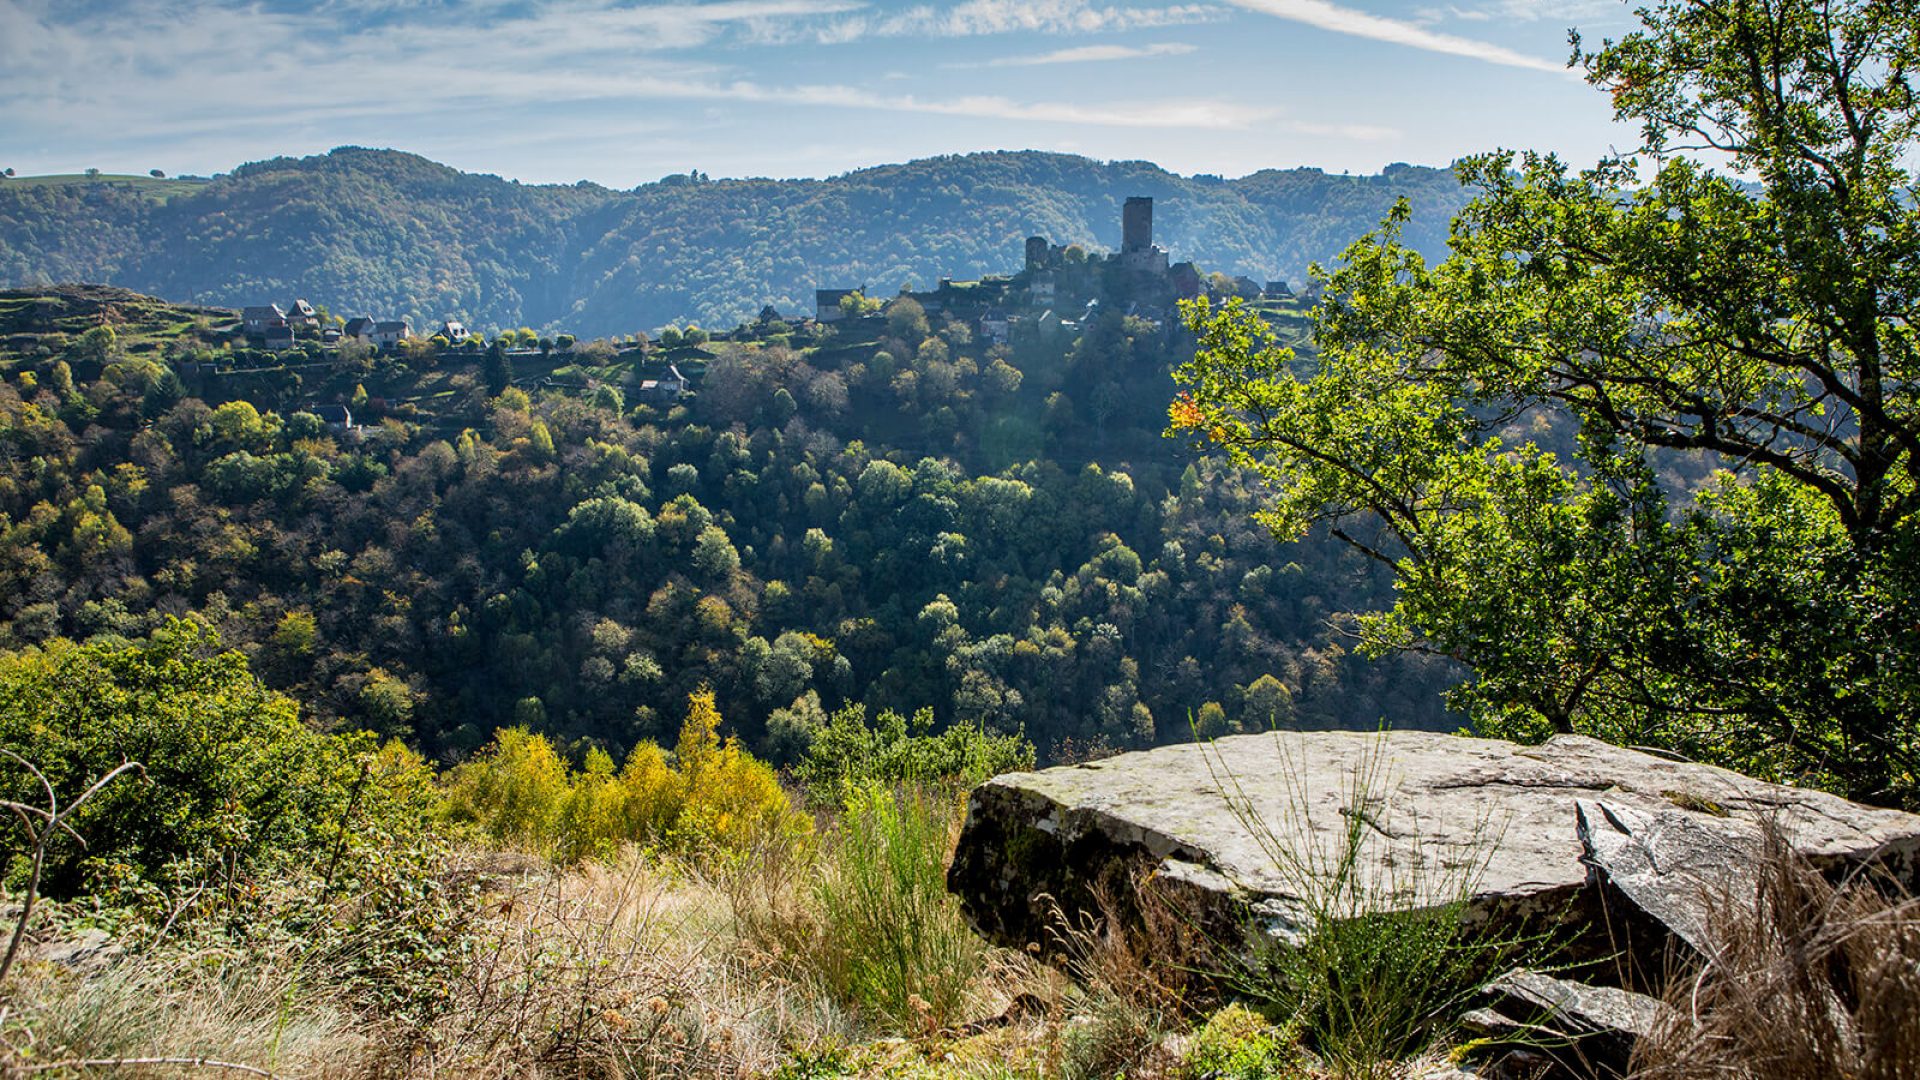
0,147,1473,336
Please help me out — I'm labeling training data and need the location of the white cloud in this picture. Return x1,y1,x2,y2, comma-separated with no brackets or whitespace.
0,0,1403,181
586,77,1278,131
960,42,1199,67
814,0,1224,43
1219,0,1565,72
1443,0,1622,22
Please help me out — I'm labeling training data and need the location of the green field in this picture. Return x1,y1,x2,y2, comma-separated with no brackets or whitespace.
2,172,209,202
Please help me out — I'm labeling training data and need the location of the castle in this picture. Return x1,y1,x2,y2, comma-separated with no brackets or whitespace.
817,196,1205,342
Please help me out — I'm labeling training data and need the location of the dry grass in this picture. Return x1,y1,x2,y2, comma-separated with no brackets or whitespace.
0,783,1605,1080
392,849,835,1077
1630,825,1920,1080
0,948,367,1077
0,847,858,1079
1,835,1098,1079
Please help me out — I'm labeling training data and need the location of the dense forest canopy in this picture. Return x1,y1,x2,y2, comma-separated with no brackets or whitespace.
0,284,1459,769
0,150,1472,338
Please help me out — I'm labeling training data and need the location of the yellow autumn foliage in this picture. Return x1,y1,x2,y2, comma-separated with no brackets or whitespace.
445,688,809,863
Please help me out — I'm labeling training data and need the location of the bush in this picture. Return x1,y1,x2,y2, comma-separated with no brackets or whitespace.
0,620,407,897
445,688,809,863
1178,1004,1295,1080
795,703,1033,807
809,783,984,1030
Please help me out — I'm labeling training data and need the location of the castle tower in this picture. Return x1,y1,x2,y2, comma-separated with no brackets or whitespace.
1026,235,1049,270
1119,196,1167,273
1122,196,1153,252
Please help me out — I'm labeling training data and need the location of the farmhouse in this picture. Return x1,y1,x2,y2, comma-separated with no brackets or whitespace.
372,320,412,350
242,305,286,336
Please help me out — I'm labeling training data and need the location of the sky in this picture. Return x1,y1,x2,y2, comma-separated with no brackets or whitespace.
0,0,1647,186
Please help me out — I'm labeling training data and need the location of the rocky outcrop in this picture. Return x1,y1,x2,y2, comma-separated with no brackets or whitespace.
1463,968,1663,1077
947,731,1920,963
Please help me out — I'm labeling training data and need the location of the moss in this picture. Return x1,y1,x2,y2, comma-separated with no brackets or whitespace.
1177,1004,1297,1079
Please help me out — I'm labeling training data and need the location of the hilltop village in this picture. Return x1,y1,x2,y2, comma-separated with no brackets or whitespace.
818,196,1296,345
0,190,1365,760
142,195,1308,436
226,196,1294,365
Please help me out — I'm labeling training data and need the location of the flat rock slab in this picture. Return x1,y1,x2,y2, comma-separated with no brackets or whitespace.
1464,968,1664,1078
948,731,1920,957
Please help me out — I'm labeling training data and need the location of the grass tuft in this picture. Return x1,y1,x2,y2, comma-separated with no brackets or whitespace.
809,783,987,1031
1630,821,1920,1079
1197,733,1544,1080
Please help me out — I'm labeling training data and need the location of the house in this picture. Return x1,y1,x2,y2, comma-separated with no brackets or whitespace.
815,287,865,322
242,304,286,336
285,298,319,328
637,364,689,403
1028,272,1056,306
311,404,353,432
262,326,296,352
1264,280,1293,298
979,308,1010,345
437,320,470,345
321,326,342,344
372,320,412,350
342,317,375,343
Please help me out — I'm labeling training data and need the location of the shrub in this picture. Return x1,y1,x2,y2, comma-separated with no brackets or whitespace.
446,689,808,864
1178,1004,1295,1080
0,619,408,897
444,726,570,848
795,702,1033,807
809,783,984,1030
671,688,809,859
1203,735,1542,1080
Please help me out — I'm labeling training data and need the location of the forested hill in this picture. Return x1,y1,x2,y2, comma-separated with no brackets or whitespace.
0,148,1471,337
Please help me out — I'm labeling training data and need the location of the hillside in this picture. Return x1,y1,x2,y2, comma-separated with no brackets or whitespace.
0,281,1458,761
0,148,1472,337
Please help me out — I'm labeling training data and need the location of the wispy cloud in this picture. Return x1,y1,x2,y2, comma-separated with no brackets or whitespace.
812,0,1224,44
1219,0,1564,72
0,0,1406,182
1433,0,1623,23
0,2,1274,141
950,41,1198,68
576,76,1278,131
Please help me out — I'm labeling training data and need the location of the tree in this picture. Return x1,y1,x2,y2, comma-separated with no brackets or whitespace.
1175,0,1920,806
0,620,397,896
887,296,930,343
148,168,165,179
71,326,115,365
484,337,513,396
838,291,880,319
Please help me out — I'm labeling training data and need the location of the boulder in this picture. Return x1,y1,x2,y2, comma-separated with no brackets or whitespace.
948,731,1920,964
28,926,122,971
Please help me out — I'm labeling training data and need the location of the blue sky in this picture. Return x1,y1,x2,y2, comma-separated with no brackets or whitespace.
0,0,1644,184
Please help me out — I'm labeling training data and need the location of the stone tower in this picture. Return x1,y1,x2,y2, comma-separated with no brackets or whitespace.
1026,235,1050,270
1119,196,1167,273
1122,196,1153,252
